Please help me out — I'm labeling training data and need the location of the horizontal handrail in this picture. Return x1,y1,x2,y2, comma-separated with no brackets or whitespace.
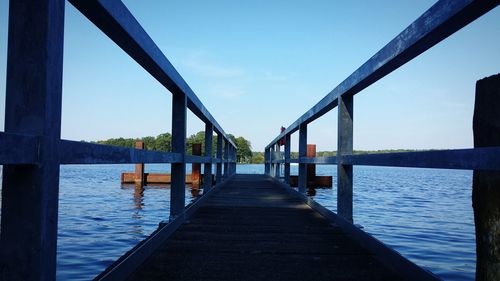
184,155,212,164
268,148,500,171
0,135,237,166
266,0,498,150
342,148,500,170
59,140,183,164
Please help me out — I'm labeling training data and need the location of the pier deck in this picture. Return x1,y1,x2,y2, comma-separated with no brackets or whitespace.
127,174,402,281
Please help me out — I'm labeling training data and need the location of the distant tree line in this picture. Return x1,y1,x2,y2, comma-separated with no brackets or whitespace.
250,149,422,164
286,149,419,158
93,135,420,165
94,133,173,152
93,131,254,164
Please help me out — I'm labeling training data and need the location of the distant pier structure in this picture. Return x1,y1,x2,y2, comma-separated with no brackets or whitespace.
289,144,333,188
121,142,211,188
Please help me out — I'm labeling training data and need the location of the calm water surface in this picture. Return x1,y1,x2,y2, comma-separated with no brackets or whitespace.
0,164,475,280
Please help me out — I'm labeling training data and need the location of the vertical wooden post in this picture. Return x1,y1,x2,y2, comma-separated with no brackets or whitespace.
298,124,308,193
170,92,187,218
0,1,65,279
203,124,213,192
134,141,145,185
473,74,500,281
231,146,236,175
223,138,229,178
338,94,354,223
216,133,223,183
191,143,202,188
284,134,291,184
269,145,276,177
265,148,271,175
275,143,281,178
228,145,232,175
307,144,317,187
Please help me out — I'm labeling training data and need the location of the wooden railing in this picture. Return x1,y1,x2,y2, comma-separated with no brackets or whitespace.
0,0,236,280
265,0,500,278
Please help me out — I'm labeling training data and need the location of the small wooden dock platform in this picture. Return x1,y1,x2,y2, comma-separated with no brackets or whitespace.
127,174,403,280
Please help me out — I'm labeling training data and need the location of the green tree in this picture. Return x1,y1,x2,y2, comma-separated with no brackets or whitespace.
93,131,257,163
235,136,252,163
251,152,264,164
141,136,156,150
186,131,206,155
96,137,135,148
154,133,171,152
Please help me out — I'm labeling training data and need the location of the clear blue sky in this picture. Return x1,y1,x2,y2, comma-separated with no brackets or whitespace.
0,1,499,152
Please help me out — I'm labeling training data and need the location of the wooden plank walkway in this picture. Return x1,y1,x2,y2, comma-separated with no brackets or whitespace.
127,174,403,281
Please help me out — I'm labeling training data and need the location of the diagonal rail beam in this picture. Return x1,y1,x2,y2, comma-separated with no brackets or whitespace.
68,0,235,147
267,0,499,149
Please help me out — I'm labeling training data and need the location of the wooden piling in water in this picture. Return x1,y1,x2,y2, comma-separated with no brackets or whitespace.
290,144,332,188
473,73,500,281
191,143,202,188
121,142,206,185
135,141,145,185
307,144,316,185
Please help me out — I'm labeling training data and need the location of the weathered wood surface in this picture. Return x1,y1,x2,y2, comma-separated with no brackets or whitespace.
289,175,333,188
134,141,145,185
473,73,500,281
0,1,65,279
127,174,402,281
121,173,214,184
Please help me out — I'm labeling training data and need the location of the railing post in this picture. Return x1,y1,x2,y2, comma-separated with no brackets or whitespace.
170,92,187,219
472,74,500,281
274,143,281,178
270,145,275,177
298,123,308,193
203,123,213,192
228,145,232,175
284,134,291,184
0,1,65,279
216,133,223,183
265,148,270,175
231,146,236,175
223,138,229,178
337,94,354,223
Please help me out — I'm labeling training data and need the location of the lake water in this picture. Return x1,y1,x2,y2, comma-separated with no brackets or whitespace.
0,164,475,280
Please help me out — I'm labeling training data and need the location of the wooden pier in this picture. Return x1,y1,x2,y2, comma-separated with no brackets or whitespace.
121,174,404,280
96,174,436,280
1,1,500,280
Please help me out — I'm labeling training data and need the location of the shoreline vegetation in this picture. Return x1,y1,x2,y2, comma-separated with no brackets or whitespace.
89,131,425,164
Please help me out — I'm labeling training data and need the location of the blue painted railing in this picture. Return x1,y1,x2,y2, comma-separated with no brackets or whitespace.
0,0,236,280
266,0,500,221
265,0,500,279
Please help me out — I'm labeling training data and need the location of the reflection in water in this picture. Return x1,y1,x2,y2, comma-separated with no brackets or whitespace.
131,183,144,235
129,224,145,237
306,187,317,197
190,185,201,197
117,182,204,241
121,183,203,209
133,183,145,211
